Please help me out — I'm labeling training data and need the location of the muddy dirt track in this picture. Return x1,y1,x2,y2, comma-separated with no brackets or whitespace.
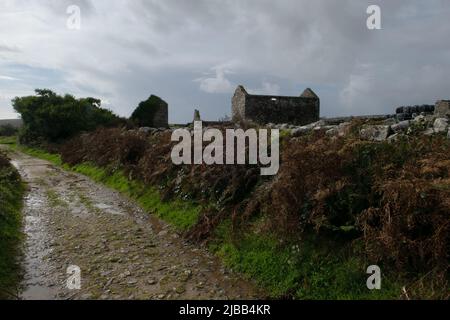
3,147,262,300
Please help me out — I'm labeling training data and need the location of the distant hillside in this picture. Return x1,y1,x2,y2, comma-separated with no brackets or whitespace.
0,119,23,128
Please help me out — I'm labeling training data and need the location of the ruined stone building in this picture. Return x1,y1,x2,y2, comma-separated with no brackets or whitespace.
231,85,320,125
131,95,169,128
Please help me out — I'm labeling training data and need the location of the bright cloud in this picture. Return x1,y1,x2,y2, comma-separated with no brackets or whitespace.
196,66,235,94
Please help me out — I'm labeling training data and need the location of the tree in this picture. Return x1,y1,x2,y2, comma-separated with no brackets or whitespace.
12,89,123,144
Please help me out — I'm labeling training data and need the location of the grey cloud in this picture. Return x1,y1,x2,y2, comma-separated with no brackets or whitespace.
0,44,21,53
0,0,449,121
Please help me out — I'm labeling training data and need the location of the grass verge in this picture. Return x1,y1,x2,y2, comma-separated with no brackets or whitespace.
0,148,25,299
210,219,403,299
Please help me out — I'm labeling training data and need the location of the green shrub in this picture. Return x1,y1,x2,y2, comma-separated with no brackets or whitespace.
12,89,124,144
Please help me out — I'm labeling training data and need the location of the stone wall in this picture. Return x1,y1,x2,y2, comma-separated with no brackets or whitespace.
0,119,23,128
232,86,320,125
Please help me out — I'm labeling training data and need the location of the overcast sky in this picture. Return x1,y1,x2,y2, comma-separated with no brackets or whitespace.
1,0,449,122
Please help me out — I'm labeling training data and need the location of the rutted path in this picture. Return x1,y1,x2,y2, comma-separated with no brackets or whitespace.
6,148,263,300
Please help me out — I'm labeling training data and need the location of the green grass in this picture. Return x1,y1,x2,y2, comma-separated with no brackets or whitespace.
0,156,25,299
0,136,17,145
212,223,299,297
211,219,403,299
